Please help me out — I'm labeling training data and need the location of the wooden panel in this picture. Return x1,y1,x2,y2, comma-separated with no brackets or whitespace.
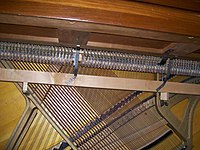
58,29,89,45
87,41,163,54
1,27,199,55
182,53,200,61
0,23,59,44
89,33,170,49
1,14,200,45
163,43,200,56
0,33,58,44
135,0,200,12
0,0,200,36
0,23,166,54
0,23,58,38
194,49,200,54
0,23,170,49
0,82,25,149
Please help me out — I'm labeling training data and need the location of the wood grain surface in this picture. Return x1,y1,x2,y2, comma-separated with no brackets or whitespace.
0,0,200,36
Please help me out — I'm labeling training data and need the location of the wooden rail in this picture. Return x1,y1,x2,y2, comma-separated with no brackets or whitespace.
0,68,200,95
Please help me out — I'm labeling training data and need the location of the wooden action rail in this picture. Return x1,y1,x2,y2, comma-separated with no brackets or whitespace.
0,68,200,95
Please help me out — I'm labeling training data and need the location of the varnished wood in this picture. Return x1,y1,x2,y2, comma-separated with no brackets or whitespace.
135,0,200,12
0,68,200,95
1,14,200,45
0,82,26,149
0,0,200,36
163,43,200,56
0,33,59,44
0,0,200,57
181,53,200,61
0,0,200,148
0,23,59,44
89,33,170,49
0,23,58,38
0,23,169,49
58,29,89,45
87,41,163,54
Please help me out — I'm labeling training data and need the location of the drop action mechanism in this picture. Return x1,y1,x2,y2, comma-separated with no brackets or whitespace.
1,41,200,150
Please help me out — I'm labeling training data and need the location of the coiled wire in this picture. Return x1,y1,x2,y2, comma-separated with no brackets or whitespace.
0,41,199,76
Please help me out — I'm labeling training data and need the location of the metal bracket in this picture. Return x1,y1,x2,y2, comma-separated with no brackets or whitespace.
73,45,80,77
156,58,173,93
22,82,28,94
160,92,169,107
156,94,200,149
156,49,175,92
158,49,174,66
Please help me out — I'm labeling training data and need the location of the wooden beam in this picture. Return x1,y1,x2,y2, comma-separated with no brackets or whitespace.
135,0,200,12
58,29,89,45
185,53,200,61
0,0,200,36
0,14,200,45
0,23,59,43
88,33,170,49
0,23,58,38
0,68,199,95
0,33,59,44
163,43,200,56
87,41,163,54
